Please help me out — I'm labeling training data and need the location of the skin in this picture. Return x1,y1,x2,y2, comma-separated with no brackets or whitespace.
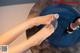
0,14,58,53
70,18,80,29
8,24,54,53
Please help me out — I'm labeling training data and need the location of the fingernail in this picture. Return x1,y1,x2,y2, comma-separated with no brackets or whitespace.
54,14,59,19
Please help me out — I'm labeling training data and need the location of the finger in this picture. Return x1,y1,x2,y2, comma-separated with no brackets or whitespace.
43,24,54,33
41,14,59,24
45,14,59,20
28,24,54,46
28,14,59,27
76,18,80,25
34,24,54,45
37,24,54,36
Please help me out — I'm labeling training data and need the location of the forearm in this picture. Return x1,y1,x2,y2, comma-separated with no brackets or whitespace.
0,20,31,45
8,31,50,53
8,40,34,53
7,32,46,53
8,25,54,53
0,14,54,45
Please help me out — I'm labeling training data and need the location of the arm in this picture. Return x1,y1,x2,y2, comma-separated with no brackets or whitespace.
0,14,55,45
0,20,31,45
8,24,54,53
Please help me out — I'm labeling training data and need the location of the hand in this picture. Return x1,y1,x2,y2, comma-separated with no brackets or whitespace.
28,24,54,46
70,18,80,29
7,24,54,53
27,14,59,28
75,18,80,25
